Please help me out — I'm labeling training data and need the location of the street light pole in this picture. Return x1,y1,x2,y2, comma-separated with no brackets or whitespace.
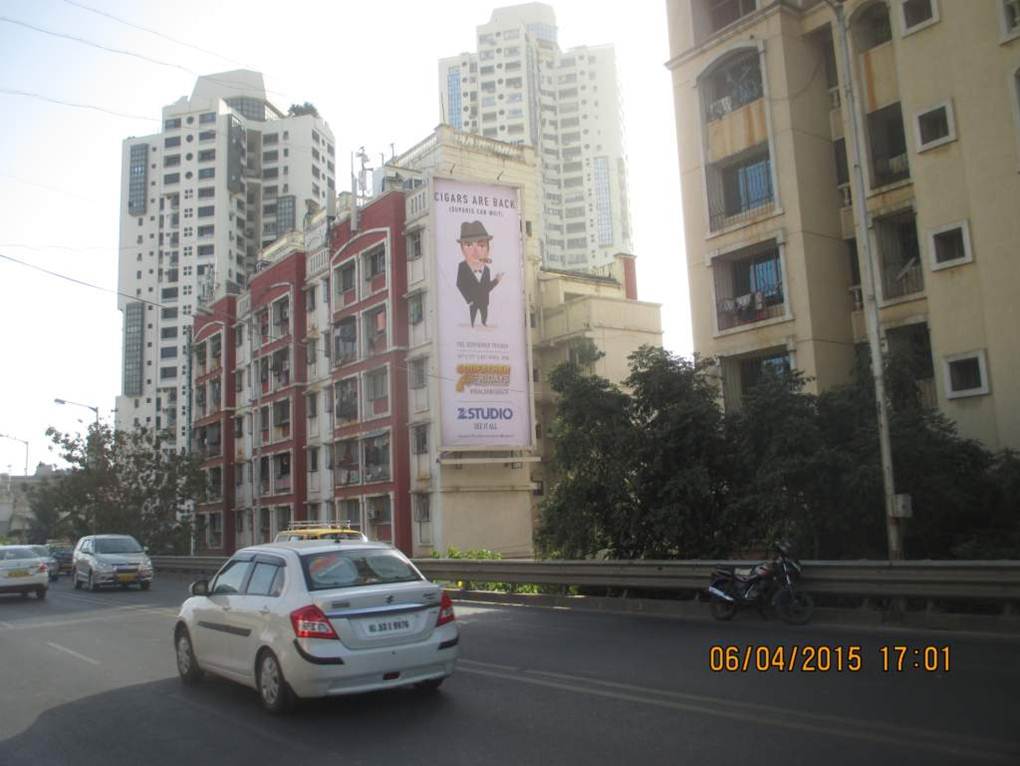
825,0,902,560
0,433,29,476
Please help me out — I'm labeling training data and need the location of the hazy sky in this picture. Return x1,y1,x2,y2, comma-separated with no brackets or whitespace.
0,0,689,474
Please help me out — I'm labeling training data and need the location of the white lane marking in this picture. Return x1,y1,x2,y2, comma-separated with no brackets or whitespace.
46,641,101,666
457,662,1017,762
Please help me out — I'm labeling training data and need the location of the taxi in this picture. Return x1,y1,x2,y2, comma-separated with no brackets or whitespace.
273,522,368,544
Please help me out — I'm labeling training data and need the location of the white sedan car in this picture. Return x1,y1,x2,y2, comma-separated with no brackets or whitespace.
0,545,49,600
173,541,459,713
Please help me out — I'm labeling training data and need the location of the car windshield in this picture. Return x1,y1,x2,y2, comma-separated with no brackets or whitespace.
0,547,37,561
301,550,421,591
94,538,143,554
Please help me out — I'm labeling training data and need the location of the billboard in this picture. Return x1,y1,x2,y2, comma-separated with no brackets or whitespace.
434,178,532,450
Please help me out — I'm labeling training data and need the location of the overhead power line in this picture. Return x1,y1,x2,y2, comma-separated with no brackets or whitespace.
0,87,155,122
0,15,297,105
61,0,256,71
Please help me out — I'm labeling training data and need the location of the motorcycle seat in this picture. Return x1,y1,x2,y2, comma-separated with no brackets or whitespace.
713,566,757,581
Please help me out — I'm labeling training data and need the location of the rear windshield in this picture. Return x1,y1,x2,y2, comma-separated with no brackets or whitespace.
31,546,51,557
300,550,422,591
95,538,143,554
0,547,38,561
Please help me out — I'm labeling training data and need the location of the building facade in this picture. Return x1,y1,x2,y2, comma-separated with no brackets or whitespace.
439,2,633,272
191,126,661,557
667,0,1020,450
116,71,336,452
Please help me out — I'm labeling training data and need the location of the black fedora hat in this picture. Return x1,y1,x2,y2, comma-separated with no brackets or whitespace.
458,220,492,243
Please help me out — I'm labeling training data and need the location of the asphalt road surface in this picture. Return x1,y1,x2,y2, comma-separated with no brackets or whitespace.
0,576,1017,766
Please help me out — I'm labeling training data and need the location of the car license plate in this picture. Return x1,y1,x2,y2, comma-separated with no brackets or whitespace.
365,617,413,635
117,573,137,583
6,569,29,578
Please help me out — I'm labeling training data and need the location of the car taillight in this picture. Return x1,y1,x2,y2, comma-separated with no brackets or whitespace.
437,591,455,626
290,605,339,640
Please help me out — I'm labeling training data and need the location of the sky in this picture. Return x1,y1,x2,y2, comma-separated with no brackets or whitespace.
0,0,690,475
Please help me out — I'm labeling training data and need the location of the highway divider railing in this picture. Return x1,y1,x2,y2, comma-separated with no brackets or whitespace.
152,556,1020,610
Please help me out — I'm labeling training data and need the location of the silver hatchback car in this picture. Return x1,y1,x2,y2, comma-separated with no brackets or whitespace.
72,534,154,591
173,541,459,713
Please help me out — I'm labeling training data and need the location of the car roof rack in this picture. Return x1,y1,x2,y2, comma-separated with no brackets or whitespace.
281,521,358,530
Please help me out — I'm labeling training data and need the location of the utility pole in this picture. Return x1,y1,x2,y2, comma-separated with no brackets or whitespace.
827,0,903,560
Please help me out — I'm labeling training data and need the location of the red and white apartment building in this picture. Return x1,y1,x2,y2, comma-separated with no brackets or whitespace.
190,126,662,558
192,189,411,554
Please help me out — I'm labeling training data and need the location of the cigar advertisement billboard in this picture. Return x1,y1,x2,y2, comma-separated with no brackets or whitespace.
433,177,532,450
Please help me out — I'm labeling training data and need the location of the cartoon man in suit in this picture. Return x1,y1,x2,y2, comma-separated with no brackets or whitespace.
455,220,503,327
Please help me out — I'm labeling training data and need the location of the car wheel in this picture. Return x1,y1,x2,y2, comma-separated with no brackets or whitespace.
140,581,151,591
175,627,203,685
36,588,47,600
257,650,295,714
73,569,81,590
414,677,445,692
88,571,99,592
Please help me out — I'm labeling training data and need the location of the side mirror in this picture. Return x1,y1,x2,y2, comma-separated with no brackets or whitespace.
190,579,209,597
144,546,149,553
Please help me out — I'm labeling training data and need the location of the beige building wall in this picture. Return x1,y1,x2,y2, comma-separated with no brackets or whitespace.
391,126,661,556
667,0,1020,450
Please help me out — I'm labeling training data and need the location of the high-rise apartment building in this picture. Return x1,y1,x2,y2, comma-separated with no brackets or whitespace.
439,2,633,272
116,71,336,449
667,0,1020,450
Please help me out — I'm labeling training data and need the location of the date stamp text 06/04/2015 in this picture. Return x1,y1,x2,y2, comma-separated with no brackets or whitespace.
708,644,951,673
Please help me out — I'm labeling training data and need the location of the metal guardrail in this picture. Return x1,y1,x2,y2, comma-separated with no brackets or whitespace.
152,556,1020,603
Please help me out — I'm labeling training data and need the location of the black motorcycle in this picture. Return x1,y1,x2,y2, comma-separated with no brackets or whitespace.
707,544,814,625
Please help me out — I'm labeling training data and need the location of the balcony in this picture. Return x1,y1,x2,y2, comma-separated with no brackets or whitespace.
713,247,785,332
707,150,774,232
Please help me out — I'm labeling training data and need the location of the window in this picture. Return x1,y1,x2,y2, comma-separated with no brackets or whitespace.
708,148,773,230
412,424,428,455
363,433,390,482
308,447,319,473
198,187,215,198
900,0,936,33
305,287,316,311
929,220,972,269
335,317,357,363
340,262,356,294
306,391,318,419
246,562,284,597
364,307,386,354
407,231,422,260
163,173,180,185
164,118,181,130
365,368,388,407
702,50,762,122
410,357,427,389
198,149,215,162
875,211,923,300
1003,0,1020,36
197,205,214,218
867,103,909,187
364,246,386,279
199,112,217,124
945,351,989,398
211,559,250,594
336,378,358,423
164,136,181,148
198,167,215,179
915,102,955,151
855,2,893,50
409,292,424,324
739,352,790,398
335,439,360,485
714,243,785,331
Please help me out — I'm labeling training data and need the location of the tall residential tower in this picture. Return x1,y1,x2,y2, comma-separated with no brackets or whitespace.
666,0,1020,450
439,3,633,272
116,71,335,448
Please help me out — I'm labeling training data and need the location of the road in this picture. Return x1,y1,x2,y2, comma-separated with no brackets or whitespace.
0,576,1017,766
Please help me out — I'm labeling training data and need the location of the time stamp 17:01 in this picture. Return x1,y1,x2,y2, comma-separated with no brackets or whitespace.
708,644,952,673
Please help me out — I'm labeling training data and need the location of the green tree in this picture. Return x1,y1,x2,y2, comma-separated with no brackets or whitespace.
28,424,205,553
287,102,319,117
625,347,733,558
536,346,639,559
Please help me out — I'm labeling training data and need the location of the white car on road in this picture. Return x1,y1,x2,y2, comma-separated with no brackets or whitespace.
173,541,459,713
0,545,49,600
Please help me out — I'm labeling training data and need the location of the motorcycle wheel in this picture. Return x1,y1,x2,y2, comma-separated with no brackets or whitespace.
710,597,737,621
775,590,814,625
